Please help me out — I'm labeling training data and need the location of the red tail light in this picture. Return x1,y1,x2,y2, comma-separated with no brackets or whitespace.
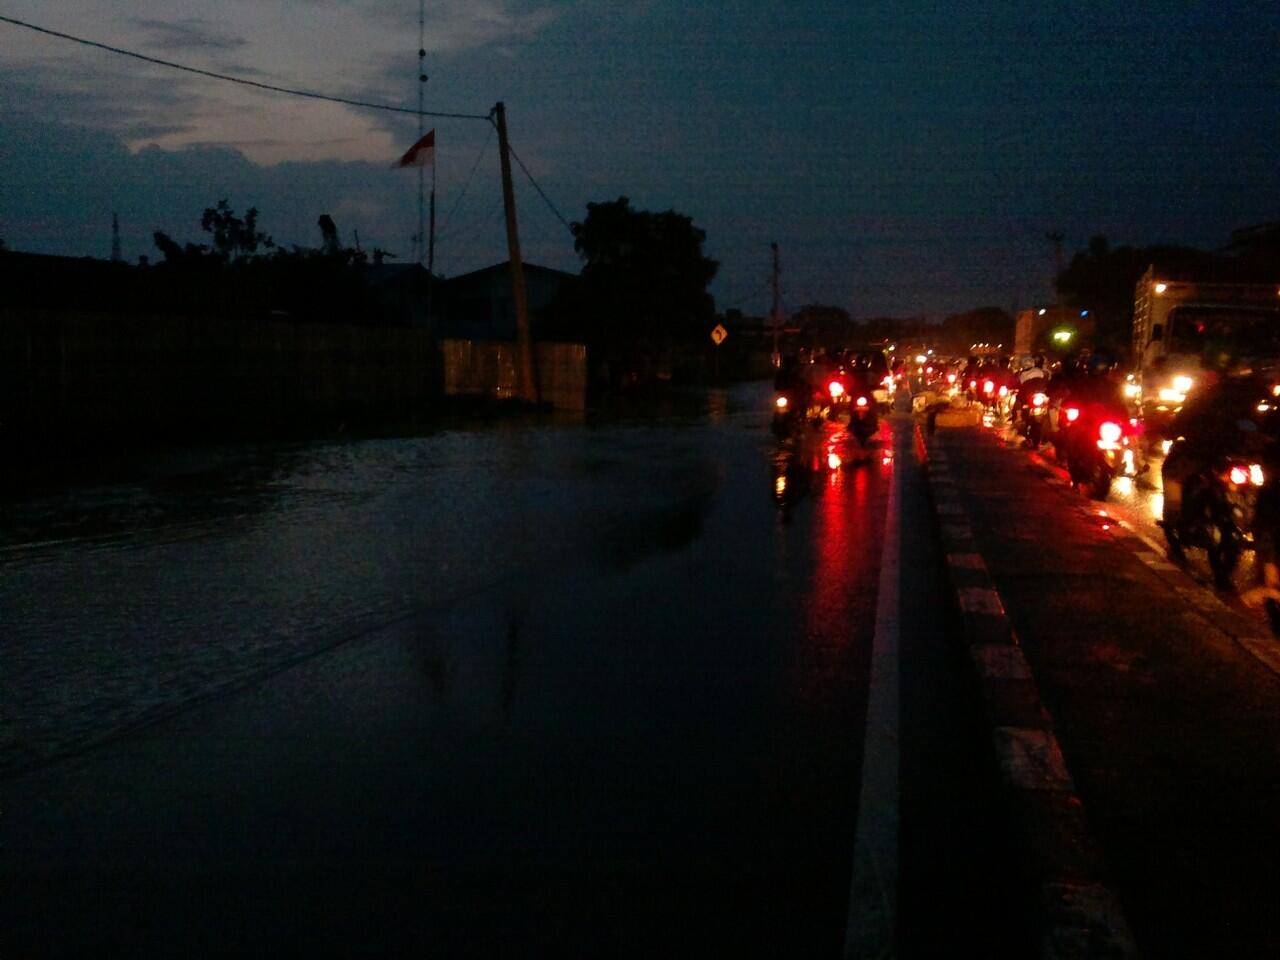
1098,421,1122,444
1031,393,1048,408
829,380,845,398
983,379,995,395
1064,406,1080,423
947,373,956,384
1226,463,1265,486
998,385,1009,398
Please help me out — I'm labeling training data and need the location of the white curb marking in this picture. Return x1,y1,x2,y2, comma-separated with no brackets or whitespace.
972,643,1032,680
957,587,1004,616
993,727,1075,793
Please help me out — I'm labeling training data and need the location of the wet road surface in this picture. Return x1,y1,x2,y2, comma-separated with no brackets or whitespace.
3,384,1022,957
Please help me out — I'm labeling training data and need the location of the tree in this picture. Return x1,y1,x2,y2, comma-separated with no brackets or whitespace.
570,197,718,348
200,199,274,262
1055,235,1208,355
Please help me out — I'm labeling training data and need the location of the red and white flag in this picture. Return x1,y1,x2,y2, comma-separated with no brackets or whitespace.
394,129,435,169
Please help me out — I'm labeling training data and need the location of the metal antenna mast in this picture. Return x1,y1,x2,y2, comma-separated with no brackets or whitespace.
416,0,427,267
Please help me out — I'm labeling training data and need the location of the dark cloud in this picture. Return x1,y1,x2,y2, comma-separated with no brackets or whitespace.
130,18,249,53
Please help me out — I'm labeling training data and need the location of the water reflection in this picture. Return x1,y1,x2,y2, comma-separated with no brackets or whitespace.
770,420,887,520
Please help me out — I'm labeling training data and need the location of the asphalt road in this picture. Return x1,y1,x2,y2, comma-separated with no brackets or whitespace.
2,385,1023,958
936,407,1280,958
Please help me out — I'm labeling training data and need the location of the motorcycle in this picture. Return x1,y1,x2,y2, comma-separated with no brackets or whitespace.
1013,384,1050,448
771,380,826,439
1059,399,1137,500
1162,445,1268,588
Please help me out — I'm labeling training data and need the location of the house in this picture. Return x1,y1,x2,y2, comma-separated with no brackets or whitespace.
435,261,576,341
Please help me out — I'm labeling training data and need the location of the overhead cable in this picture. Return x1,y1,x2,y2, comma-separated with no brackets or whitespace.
504,141,574,234
437,125,494,237
0,14,491,121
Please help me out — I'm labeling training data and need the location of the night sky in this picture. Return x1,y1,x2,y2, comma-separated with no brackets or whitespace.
1,0,1277,319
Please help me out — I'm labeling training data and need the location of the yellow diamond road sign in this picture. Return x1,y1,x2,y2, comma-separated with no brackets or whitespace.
710,324,728,345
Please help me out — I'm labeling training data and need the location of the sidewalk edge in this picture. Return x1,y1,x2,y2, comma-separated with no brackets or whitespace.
916,420,1138,960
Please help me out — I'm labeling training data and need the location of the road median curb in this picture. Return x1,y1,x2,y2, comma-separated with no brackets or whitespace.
916,420,1137,959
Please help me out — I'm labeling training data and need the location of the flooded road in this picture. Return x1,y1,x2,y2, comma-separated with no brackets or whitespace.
6,384,1015,957
2,391,771,776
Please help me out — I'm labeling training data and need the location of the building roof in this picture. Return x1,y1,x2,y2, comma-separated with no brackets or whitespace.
442,261,576,286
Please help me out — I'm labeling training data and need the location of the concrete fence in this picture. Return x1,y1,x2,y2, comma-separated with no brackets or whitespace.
440,339,588,411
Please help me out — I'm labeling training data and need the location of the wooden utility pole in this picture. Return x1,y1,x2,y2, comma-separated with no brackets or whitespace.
493,101,538,404
771,241,782,367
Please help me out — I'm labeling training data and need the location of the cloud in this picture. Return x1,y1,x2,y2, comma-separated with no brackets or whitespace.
130,17,248,52
0,110,562,281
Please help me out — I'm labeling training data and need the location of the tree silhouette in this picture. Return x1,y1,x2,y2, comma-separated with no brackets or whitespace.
570,197,718,343
200,200,274,262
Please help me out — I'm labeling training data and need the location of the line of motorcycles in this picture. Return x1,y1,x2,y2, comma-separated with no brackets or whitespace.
982,370,1278,593
961,372,1138,502
772,368,880,448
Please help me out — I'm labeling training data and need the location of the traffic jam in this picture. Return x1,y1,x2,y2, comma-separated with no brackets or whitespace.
772,264,1280,634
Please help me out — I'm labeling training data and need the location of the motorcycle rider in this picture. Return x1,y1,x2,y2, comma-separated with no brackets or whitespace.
1012,355,1050,428
1160,358,1270,522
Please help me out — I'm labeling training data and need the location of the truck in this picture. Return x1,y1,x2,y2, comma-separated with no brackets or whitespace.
1129,263,1280,437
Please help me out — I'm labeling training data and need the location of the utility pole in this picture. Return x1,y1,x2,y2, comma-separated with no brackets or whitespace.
493,101,537,404
771,241,781,367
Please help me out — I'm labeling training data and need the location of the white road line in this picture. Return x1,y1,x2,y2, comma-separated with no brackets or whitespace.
845,424,902,959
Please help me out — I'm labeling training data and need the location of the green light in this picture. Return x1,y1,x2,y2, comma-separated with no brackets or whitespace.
1052,329,1073,344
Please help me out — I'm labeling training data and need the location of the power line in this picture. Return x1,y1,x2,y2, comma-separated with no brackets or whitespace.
0,14,491,121
504,140,573,234
437,125,494,237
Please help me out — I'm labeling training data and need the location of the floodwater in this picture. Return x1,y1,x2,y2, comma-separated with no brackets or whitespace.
2,389,775,777
4,382,912,956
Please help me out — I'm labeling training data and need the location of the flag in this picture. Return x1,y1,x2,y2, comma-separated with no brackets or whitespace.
394,129,435,169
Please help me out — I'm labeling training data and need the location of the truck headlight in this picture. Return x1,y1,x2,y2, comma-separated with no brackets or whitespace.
1157,388,1186,404
1172,375,1194,394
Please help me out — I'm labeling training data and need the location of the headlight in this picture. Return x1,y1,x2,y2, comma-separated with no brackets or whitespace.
1172,375,1194,394
775,395,788,409
1123,383,1141,399
1157,388,1186,404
